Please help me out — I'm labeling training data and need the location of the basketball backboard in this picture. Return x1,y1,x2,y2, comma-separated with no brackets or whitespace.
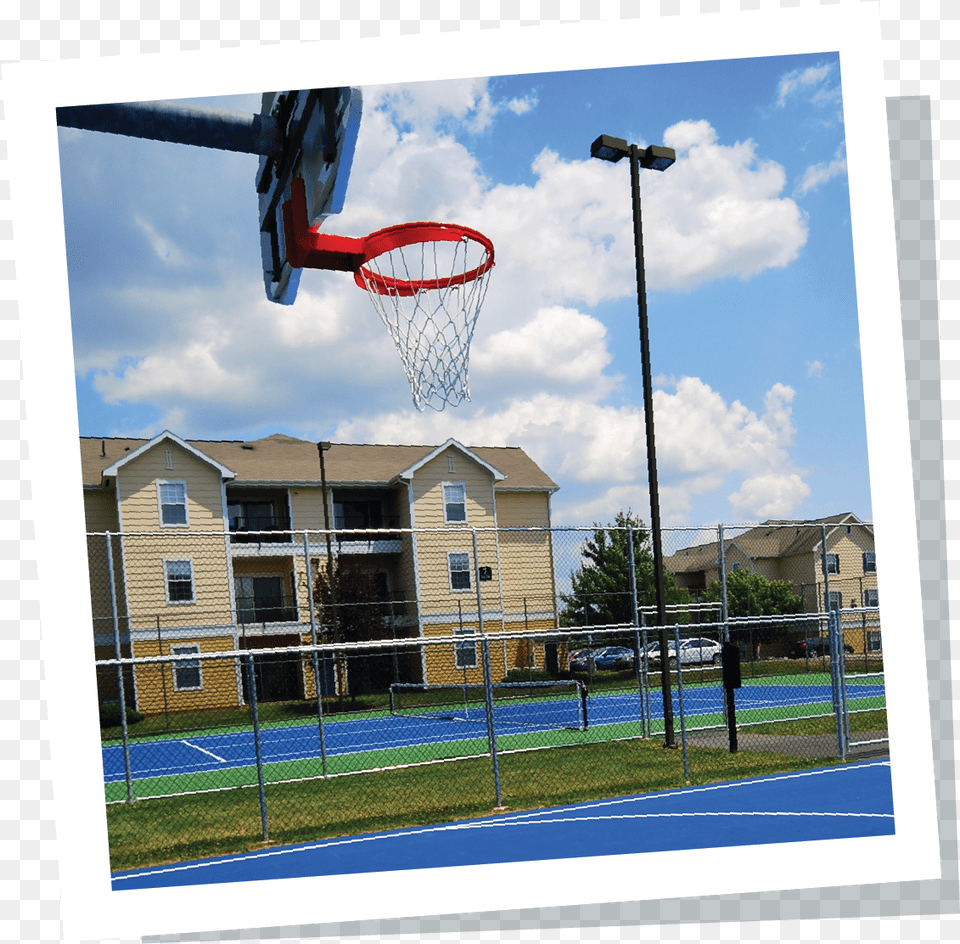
256,87,363,305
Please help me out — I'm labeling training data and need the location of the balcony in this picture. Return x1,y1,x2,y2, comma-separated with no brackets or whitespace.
236,604,300,626
334,514,403,555
229,515,293,545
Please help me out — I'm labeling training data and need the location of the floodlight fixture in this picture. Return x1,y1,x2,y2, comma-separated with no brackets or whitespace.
590,134,629,163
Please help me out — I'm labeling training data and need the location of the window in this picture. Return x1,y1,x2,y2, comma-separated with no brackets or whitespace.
863,552,877,573
731,563,742,573
235,575,290,623
443,483,467,523
164,559,194,603
827,590,842,611
448,552,471,591
158,481,188,526
164,448,173,470
867,629,882,652
865,588,879,607
454,628,477,669
825,553,839,575
171,644,202,691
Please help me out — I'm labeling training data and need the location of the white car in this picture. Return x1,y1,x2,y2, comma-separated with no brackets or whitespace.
644,637,722,666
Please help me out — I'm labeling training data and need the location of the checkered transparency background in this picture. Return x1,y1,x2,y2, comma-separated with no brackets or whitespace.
2,1,956,943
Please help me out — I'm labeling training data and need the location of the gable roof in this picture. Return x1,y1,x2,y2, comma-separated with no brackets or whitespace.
398,439,506,482
99,430,236,480
666,514,871,574
80,432,558,493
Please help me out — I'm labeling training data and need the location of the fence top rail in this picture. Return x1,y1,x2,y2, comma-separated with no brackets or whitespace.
85,519,874,539
92,608,864,668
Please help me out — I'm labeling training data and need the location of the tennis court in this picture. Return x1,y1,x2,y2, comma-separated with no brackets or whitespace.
103,671,885,802
110,759,895,890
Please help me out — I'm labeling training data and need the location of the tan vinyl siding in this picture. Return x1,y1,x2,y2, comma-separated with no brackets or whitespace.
412,451,499,632
116,442,225,533
494,491,550,528
131,635,239,713
288,486,328,532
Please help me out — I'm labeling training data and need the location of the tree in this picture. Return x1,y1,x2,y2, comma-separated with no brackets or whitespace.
703,569,803,659
313,561,397,698
559,511,691,631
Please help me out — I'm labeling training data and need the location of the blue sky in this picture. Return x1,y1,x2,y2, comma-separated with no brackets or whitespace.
59,52,868,529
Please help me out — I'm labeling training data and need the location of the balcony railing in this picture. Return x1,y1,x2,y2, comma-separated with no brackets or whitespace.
236,604,299,625
334,515,403,550
229,516,293,544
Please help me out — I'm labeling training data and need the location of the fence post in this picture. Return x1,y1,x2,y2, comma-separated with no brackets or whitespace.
473,529,502,808
828,609,848,761
245,653,270,841
106,532,134,803
673,625,690,782
717,524,729,642
302,531,328,777
820,524,832,614
626,524,647,737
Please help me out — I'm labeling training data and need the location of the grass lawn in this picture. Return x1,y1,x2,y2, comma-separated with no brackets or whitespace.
107,736,838,873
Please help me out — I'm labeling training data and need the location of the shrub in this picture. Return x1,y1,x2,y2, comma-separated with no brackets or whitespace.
502,668,552,684
99,702,144,728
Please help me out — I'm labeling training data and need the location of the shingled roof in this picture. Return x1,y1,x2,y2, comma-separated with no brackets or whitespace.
667,513,870,573
80,432,558,493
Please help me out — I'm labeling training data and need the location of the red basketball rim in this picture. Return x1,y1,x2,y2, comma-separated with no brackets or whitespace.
354,221,495,298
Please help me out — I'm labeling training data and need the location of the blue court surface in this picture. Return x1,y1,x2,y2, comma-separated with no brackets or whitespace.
103,677,885,786
111,759,894,890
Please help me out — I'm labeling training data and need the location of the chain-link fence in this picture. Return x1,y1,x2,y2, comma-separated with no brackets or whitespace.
90,519,884,873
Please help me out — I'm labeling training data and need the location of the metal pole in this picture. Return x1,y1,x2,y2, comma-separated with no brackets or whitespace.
716,523,731,730
717,524,729,642
627,525,647,736
106,532,134,803
629,143,675,748
56,100,283,155
473,530,502,807
302,531,328,777
156,614,170,732
674,626,690,781
820,523,832,616
245,654,270,841
317,443,342,700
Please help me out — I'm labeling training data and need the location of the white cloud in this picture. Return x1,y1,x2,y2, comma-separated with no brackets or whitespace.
728,473,811,520
335,376,810,526
796,145,847,196
133,216,188,266
806,360,824,378
471,306,617,398
775,64,834,107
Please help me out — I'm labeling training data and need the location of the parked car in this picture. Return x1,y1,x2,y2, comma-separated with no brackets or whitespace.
645,637,722,666
593,646,635,670
787,637,855,659
569,646,635,672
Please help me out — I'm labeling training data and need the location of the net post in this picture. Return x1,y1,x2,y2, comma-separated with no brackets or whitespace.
245,652,270,841
302,530,328,777
106,532,134,803
473,529,502,808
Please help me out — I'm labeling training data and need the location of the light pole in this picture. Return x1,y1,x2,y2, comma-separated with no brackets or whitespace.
590,134,677,748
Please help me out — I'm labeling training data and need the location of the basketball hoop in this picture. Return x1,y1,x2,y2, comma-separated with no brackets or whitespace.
282,178,495,411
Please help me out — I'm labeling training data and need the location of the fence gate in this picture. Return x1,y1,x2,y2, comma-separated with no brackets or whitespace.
830,607,887,760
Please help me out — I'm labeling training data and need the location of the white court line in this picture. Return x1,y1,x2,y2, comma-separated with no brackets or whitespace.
112,759,892,883
180,740,226,763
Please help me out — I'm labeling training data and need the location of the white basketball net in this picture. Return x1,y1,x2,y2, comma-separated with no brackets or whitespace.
357,235,493,412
